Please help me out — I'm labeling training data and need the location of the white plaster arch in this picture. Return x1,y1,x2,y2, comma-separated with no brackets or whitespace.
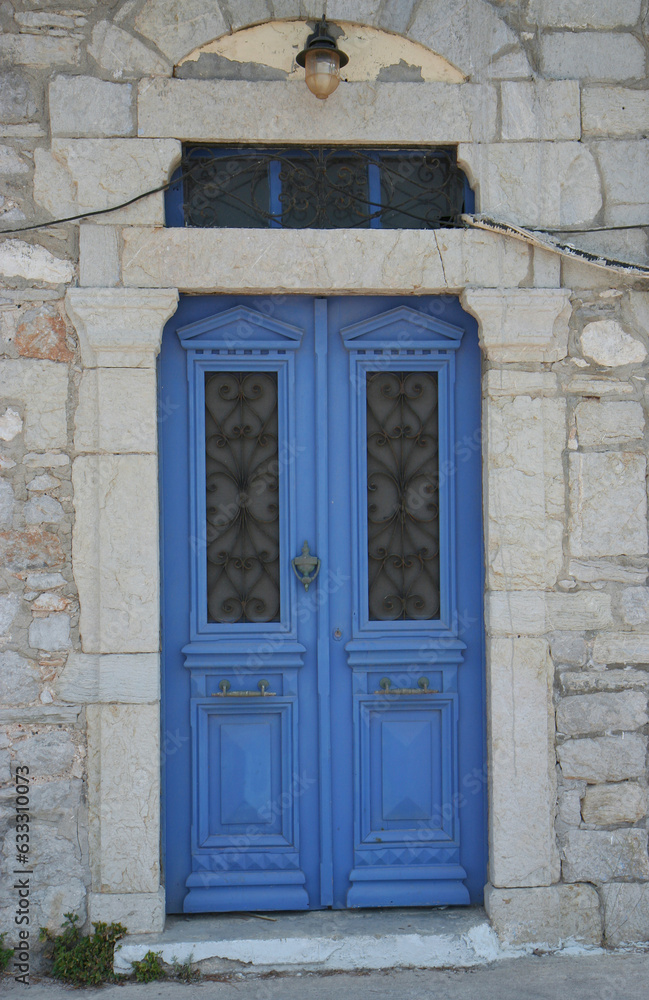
130,0,530,80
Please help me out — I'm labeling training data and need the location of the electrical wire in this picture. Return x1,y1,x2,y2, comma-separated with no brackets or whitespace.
462,214,649,277
0,172,648,276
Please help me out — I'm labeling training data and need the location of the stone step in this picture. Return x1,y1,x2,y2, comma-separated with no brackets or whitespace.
114,906,502,975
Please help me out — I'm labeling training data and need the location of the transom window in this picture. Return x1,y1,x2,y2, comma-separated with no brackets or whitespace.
165,146,473,230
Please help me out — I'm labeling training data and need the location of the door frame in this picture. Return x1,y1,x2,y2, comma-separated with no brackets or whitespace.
66,267,570,931
64,71,570,931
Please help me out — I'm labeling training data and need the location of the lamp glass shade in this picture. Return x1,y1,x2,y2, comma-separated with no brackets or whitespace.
304,48,341,99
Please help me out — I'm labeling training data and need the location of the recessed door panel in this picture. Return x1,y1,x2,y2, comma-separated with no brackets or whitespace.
161,294,485,913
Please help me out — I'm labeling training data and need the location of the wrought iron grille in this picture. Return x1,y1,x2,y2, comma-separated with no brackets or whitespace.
366,370,440,620
205,371,281,624
170,146,469,229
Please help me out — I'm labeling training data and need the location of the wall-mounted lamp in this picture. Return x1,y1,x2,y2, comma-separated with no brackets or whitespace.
296,17,349,100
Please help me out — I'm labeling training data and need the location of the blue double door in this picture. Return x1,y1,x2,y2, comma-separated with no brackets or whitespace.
161,295,485,913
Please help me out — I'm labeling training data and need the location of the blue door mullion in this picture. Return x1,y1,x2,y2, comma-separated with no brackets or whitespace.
314,298,334,906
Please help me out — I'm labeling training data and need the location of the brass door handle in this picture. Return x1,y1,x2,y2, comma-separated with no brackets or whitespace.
211,679,275,697
373,677,439,695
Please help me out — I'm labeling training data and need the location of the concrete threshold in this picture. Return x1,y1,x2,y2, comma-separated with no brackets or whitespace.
115,906,502,975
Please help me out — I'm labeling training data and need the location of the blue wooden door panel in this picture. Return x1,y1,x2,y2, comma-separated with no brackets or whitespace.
161,294,485,913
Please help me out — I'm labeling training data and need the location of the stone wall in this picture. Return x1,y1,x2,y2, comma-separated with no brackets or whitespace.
0,0,649,959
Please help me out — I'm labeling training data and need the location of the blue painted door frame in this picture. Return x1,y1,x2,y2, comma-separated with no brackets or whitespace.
161,295,486,912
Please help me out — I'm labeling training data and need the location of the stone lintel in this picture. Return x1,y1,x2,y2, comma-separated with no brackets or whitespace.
65,287,179,368
120,227,533,292
137,79,498,143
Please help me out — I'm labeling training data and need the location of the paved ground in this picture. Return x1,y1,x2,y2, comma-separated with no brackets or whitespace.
3,953,649,999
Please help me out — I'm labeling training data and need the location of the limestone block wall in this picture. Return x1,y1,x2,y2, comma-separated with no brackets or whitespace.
0,0,648,958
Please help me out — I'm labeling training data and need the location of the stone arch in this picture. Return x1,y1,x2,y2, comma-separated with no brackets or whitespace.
131,0,530,80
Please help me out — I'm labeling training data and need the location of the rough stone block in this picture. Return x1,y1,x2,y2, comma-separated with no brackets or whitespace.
0,479,14,526
556,691,648,736
549,632,587,665
594,141,649,227
575,401,644,446
463,289,571,362
582,87,649,138
72,455,160,654
0,529,64,574
0,406,22,442
27,475,59,493
488,637,559,888
0,240,74,285
0,592,20,633
563,374,636,396
0,144,28,174
621,588,649,626
408,0,529,81
528,0,641,27
560,669,649,694
569,560,647,585
0,71,38,124
87,703,160,893
0,34,81,67
75,369,157,454
78,226,120,288
458,142,601,228
54,652,160,704
24,495,64,525
557,788,583,828
0,359,68,450
594,633,649,664
562,829,649,883
88,21,172,79
558,734,647,782
34,138,181,226
135,0,229,63
137,79,498,143
49,76,134,138
120,227,530,294
582,782,647,825
580,320,646,367
484,370,559,397
485,395,565,588
501,81,580,141
569,453,647,558
602,883,649,945
540,32,645,81
485,883,601,947
88,888,165,934
0,650,40,704
488,591,612,635
15,302,75,363
29,613,71,652
18,731,76,777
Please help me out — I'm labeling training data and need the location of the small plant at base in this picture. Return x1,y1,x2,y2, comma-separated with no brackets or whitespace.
171,952,201,982
0,933,13,972
39,912,128,986
132,950,166,983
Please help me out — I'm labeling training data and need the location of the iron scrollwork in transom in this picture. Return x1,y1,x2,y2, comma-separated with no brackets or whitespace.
174,146,469,230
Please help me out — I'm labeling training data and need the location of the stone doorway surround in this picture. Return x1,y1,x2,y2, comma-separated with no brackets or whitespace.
65,254,578,943
58,14,615,947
